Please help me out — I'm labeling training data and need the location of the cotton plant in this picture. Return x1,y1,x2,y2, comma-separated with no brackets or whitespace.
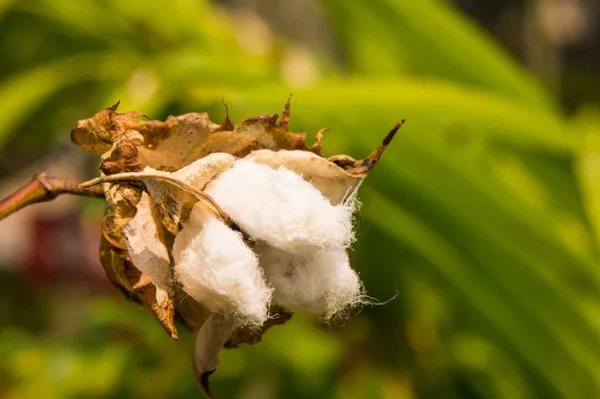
0,98,401,398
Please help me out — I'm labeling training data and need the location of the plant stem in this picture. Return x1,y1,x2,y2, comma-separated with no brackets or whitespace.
0,174,105,221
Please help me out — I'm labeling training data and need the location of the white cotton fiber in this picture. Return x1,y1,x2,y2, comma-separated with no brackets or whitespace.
204,159,355,253
172,203,273,327
255,243,365,321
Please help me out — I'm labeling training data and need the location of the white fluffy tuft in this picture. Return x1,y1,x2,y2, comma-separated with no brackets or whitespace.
172,203,273,327
204,159,355,253
255,243,365,321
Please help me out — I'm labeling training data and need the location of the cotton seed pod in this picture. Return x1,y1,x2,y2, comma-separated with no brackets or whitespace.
73,99,401,398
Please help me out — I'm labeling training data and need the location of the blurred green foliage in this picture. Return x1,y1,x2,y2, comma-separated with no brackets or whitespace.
0,0,599,398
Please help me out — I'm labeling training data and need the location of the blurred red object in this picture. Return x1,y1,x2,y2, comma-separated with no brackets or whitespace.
26,210,107,285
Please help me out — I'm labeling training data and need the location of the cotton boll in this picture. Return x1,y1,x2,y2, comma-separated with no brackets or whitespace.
255,244,365,321
172,203,273,327
204,159,355,253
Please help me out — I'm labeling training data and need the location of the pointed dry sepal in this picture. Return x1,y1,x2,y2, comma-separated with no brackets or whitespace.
213,99,234,133
279,94,293,130
328,120,404,176
310,128,330,156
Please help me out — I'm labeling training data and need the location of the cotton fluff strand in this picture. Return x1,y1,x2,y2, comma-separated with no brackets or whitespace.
172,202,273,327
255,243,365,322
204,159,355,254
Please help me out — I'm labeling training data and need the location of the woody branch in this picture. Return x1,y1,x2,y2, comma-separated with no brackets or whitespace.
0,174,105,221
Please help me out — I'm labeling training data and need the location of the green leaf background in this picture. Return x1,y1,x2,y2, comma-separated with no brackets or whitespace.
0,0,598,398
